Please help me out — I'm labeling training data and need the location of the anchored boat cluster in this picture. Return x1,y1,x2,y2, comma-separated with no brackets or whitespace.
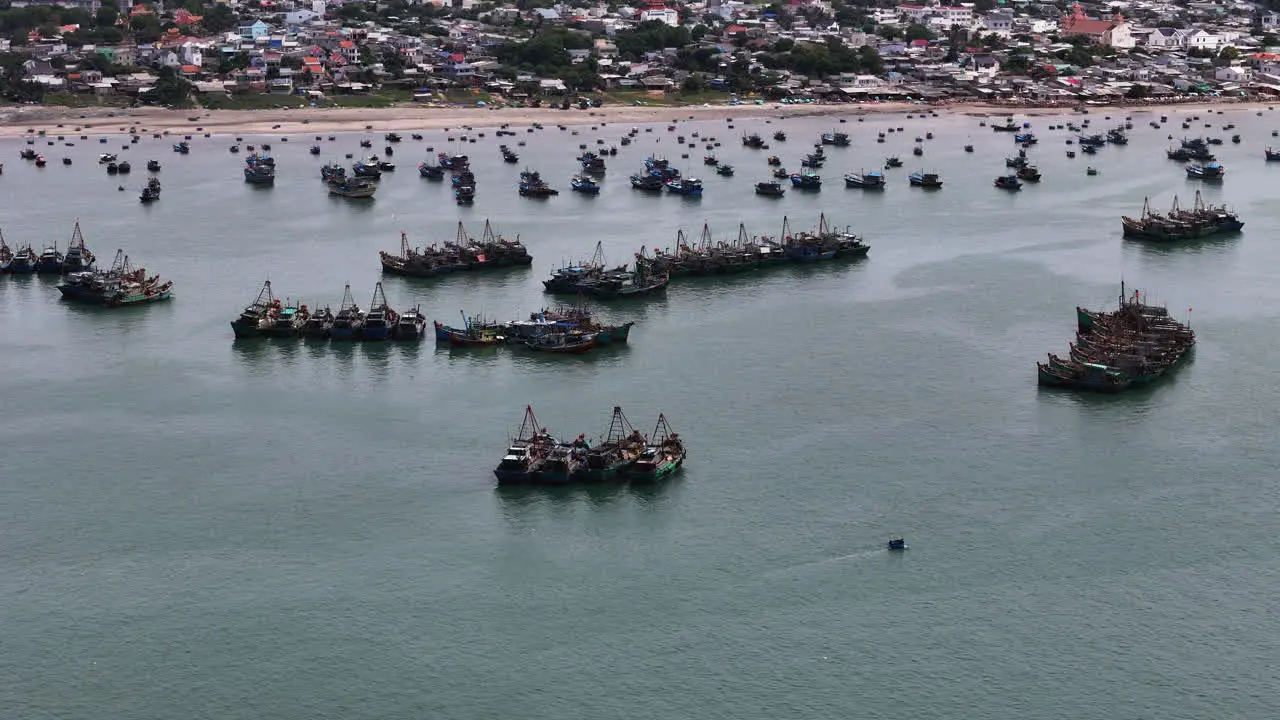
379,220,532,278
649,213,869,274
495,405,685,486
1121,191,1243,242
2,222,173,307
230,280,427,341
1037,284,1196,393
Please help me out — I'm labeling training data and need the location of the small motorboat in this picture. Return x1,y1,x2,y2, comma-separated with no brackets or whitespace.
1086,167,1098,176
884,156,903,168
887,537,908,551
754,181,785,197
994,175,1022,190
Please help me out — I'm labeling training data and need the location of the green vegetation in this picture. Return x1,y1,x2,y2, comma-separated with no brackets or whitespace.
41,91,131,107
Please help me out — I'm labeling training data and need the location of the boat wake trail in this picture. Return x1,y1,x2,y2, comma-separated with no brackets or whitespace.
765,549,884,578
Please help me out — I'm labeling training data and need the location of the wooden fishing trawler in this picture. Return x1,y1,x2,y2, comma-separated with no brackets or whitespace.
418,162,445,179
994,175,1022,190
844,170,885,189
6,242,39,273
578,407,646,481
172,141,190,154
301,306,335,338
526,330,596,354
321,162,345,182
821,131,851,147
35,244,64,274
395,305,427,340
524,304,634,345
790,170,822,190
755,181,785,197
231,280,275,338
101,259,172,307
351,160,381,179
1185,162,1224,181
329,284,365,340
533,438,590,484
264,299,310,338
583,257,669,300
626,413,685,481
1120,191,1242,242
1266,147,1280,161
991,119,1020,132
629,173,665,191
0,231,12,272
243,153,276,185
543,241,610,293
139,178,161,203
578,151,606,174
518,169,558,197
908,171,943,188
434,313,506,347
380,221,532,278
571,175,601,194
328,178,377,199
665,177,703,196
742,133,766,149
361,282,400,341
61,221,95,273
1038,282,1195,393
493,405,558,484
1016,165,1042,182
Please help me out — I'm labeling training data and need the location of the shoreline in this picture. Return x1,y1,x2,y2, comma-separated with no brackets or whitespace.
0,97,1272,138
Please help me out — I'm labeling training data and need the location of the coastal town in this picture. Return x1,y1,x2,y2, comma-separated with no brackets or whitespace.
1,0,1279,111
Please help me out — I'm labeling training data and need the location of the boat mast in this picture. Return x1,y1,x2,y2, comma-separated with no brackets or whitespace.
400,231,411,257
70,219,85,250
340,282,355,310
780,215,791,241
603,406,635,445
370,281,388,311
651,413,674,445
818,212,830,236
699,222,712,249
482,219,496,245
456,220,468,246
515,405,543,443
588,240,606,270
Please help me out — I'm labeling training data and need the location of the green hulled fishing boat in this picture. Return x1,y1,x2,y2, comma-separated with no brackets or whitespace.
626,413,685,481
577,406,646,481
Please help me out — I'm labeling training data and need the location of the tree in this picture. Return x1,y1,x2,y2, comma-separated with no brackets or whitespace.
202,4,237,33
94,5,118,27
1125,83,1149,99
904,23,935,42
129,14,162,42
149,66,192,106
1219,45,1240,61
876,25,900,41
681,74,705,93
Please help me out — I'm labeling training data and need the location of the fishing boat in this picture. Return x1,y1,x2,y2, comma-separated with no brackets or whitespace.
172,142,190,154
884,156,903,168
1265,147,1280,161
630,173,665,191
61,221,95,272
321,163,346,182
385,132,401,143
231,280,275,338
455,184,476,204
533,441,589,484
0,232,11,272
665,177,703,196
394,305,427,340
626,413,685,481
767,155,781,166
773,130,786,141
434,313,506,347
844,171,885,189
821,131,851,147
518,169,558,197
570,175,601,194
991,119,1020,132
244,153,276,184
716,164,734,177
703,154,719,166
146,159,161,172
994,175,1022,190
301,306,334,338
1185,162,1224,180
493,406,559,484
578,407,646,481
309,145,321,155
6,243,38,273
1014,132,1037,144
104,272,173,307
329,284,365,340
106,162,119,175
579,151,606,174
98,153,117,164
264,299,310,338
742,133,766,149
361,283,400,341
352,161,381,179
790,170,822,190
585,261,669,300
328,178,377,199
139,178,161,202
34,155,46,167
36,244,64,274
1016,165,1042,182
1086,166,1098,176
887,538,908,551
908,171,942,188
117,161,130,173
755,181,785,197
418,162,445,179
526,331,595,353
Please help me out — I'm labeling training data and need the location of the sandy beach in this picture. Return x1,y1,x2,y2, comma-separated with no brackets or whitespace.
0,97,1272,138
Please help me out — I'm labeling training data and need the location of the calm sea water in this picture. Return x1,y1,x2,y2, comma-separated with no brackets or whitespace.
4,106,1280,719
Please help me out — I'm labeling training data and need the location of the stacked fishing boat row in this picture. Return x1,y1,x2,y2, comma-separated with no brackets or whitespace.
379,220,532,278
57,248,174,307
649,213,868,274
1037,284,1196,393
1121,191,1243,242
543,241,670,299
494,405,685,486
230,280,426,340
0,221,97,275
434,304,634,354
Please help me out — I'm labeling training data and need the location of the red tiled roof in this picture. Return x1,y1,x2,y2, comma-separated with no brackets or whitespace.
1063,19,1116,34
339,40,355,48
